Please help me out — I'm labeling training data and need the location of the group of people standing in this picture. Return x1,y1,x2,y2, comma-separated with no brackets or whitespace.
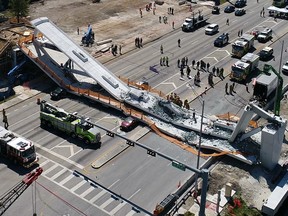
135,37,143,48
167,93,190,110
111,44,121,56
160,56,169,67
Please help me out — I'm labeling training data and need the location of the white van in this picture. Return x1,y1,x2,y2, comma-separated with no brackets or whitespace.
205,24,219,35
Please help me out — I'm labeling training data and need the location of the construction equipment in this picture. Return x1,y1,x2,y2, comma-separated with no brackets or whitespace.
0,125,38,168
231,53,259,81
262,64,283,116
39,100,101,145
81,24,94,47
231,34,255,58
181,12,209,32
0,167,43,216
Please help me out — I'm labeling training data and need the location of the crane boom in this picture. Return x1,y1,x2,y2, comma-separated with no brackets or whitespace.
0,167,43,216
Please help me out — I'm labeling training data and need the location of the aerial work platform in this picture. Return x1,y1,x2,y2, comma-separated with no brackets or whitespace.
30,17,130,101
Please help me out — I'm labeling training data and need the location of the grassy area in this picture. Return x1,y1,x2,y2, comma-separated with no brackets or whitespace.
220,0,227,4
223,195,262,216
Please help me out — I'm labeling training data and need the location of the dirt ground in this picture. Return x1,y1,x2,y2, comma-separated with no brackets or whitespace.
29,0,210,63
10,0,288,214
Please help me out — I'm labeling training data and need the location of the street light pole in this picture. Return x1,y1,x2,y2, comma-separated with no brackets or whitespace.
195,98,204,194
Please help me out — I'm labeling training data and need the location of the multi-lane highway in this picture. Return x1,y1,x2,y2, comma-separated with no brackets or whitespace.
1,0,288,215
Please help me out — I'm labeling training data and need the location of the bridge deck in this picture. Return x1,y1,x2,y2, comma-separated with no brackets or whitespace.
31,17,130,101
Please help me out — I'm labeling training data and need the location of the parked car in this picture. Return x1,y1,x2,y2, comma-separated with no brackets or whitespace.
235,0,247,8
250,29,260,39
259,47,274,61
50,87,67,100
257,28,273,43
235,9,246,16
282,61,288,74
212,6,220,14
224,5,235,13
214,33,229,47
205,23,219,35
120,117,138,131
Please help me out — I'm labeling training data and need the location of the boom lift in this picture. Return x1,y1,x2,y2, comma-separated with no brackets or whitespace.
262,64,283,116
0,167,43,216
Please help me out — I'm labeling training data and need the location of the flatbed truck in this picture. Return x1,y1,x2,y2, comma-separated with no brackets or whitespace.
181,13,209,32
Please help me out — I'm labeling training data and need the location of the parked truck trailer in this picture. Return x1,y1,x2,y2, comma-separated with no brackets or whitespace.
253,72,278,102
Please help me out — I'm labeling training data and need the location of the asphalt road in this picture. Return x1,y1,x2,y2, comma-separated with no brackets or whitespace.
104,0,288,116
1,91,199,215
1,0,288,215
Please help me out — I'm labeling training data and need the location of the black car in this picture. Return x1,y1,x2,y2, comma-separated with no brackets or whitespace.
224,5,235,13
235,0,246,8
214,33,229,47
50,87,67,100
259,47,274,61
235,9,246,16
212,6,220,14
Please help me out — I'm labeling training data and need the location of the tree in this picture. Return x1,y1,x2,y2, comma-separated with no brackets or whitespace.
9,0,30,23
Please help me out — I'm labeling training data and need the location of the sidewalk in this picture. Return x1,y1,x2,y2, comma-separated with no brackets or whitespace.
0,76,52,111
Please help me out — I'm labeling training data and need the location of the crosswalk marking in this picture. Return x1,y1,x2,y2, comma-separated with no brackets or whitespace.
70,180,86,192
109,201,126,215
126,210,136,216
50,168,67,181
36,155,141,215
89,190,106,203
59,174,74,185
79,187,95,198
38,159,50,167
43,164,58,175
100,197,114,209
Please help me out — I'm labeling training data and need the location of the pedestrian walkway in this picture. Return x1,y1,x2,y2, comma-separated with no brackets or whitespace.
0,76,52,111
38,155,149,216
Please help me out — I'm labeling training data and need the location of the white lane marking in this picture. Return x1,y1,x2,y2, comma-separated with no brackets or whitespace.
35,143,84,169
128,188,141,199
40,166,110,214
38,159,50,167
35,133,50,143
90,190,107,203
51,144,75,156
158,82,177,89
126,210,136,216
100,197,114,209
109,201,127,215
80,187,95,198
59,174,74,185
43,164,58,175
10,111,39,127
108,179,120,189
70,180,87,192
50,168,67,181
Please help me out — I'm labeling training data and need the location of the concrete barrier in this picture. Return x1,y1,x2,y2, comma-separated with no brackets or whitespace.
96,38,112,46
